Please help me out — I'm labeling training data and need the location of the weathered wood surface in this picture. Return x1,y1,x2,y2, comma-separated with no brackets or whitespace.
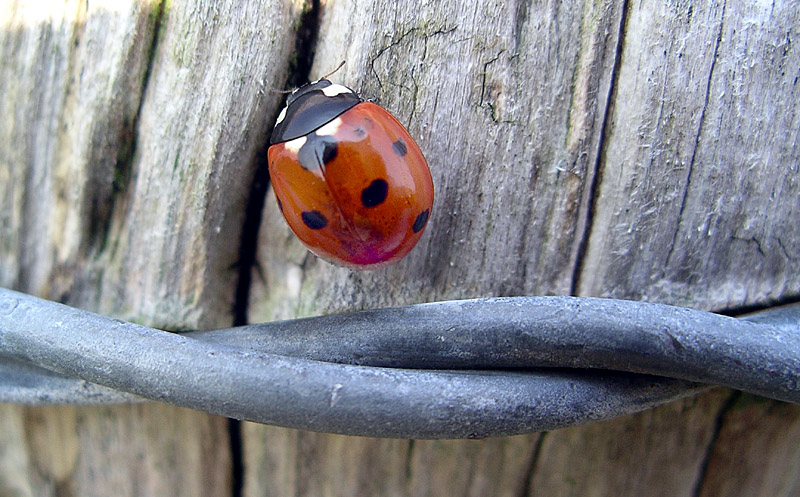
578,0,800,308
1,0,799,496
1,0,300,495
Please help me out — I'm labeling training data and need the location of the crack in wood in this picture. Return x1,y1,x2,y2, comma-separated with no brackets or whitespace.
228,4,323,493
229,419,244,497
690,390,741,497
87,0,167,257
479,50,505,122
569,0,631,296
404,439,415,485
369,25,456,91
284,0,322,91
234,0,321,327
664,0,729,273
518,432,547,497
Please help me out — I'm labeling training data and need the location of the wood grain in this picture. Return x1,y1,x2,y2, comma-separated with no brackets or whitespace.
528,390,730,497
577,0,800,310
242,424,537,497
1,0,301,495
246,0,800,495
2,0,799,495
696,395,800,497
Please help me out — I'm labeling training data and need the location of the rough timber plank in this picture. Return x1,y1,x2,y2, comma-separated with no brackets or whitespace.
1,0,160,297
1,0,302,495
527,389,730,497
22,404,231,497
242,424,537,497
1,0,799,495
576,0,800,310
695,395,800,497
243,0,800,496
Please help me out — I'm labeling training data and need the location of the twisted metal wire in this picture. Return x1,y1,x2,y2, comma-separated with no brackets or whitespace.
1,287,798,438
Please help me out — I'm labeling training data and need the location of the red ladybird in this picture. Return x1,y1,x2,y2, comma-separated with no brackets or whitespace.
268,79,434,269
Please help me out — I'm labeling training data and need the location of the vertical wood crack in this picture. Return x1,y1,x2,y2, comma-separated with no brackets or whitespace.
229,419,244,497
517,432,548,497
569,0,631,296
230,4,324,494
664,0,728,271
232,0,321,326
90,0,167,255
690,390,741,497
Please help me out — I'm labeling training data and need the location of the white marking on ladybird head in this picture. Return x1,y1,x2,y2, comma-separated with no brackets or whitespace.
315,117,344,137
275,105,287,125
284,135,307,154
321,84,353,98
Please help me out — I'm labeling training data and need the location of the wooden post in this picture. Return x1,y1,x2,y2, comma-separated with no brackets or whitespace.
1,0,798,495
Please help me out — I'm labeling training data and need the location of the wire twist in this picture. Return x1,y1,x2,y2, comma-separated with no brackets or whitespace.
1,288,797,438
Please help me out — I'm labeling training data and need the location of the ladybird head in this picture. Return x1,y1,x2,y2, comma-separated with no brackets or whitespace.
271,79,362,145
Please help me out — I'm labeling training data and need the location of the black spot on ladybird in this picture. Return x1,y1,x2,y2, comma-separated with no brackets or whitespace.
301,210,328,229
412,209,429,233
361,179,389,207
392,139,408,157
297,134,338,170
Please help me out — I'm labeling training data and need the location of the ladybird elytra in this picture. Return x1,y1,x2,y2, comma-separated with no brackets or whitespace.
268,79,434,269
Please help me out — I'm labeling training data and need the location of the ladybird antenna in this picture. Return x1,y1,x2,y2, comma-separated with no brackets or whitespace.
321,60,346,80
269,87,295,94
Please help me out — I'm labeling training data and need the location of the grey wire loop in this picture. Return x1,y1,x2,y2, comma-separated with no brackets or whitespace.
1,287,798,439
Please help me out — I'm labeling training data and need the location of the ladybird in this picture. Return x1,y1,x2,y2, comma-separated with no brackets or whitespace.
268,79,434,269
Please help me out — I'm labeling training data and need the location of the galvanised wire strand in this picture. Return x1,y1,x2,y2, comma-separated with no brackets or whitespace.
1,287,798,438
